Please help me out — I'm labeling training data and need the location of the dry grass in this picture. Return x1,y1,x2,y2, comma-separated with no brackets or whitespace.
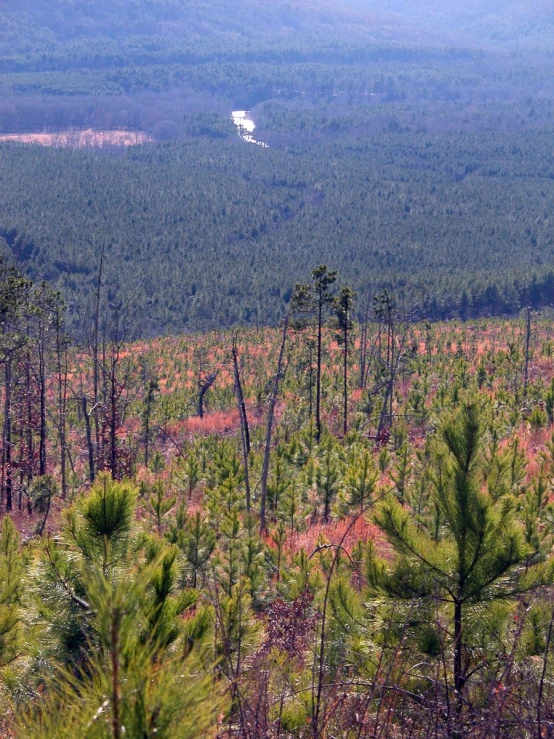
0,129,152,147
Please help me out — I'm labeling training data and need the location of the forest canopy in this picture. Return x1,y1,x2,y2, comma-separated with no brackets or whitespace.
0,0,553,335
1,130,554,336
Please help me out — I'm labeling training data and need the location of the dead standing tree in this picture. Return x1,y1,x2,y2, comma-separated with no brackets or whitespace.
27,284,65,482
259,315,289,534
522,305,534,404
81,394,96,483
197,371,218,420
231,334,251,512
73,299,137,483
141,372,159,469
290,266,337,443
74,242,106,483
0,265,33,512
91,244,105,471
53,296,70,498
333,285,356,436
358,290,373,390
371,290,415,445
98,308,138,481
231,335,250,454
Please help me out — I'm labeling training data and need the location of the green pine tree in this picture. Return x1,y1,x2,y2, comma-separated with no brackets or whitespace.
371,397,554,721
316,441,342,521
0,517,22,672
148,479,176,533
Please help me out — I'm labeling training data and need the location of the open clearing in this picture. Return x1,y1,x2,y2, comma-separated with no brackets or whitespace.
0,129,152,147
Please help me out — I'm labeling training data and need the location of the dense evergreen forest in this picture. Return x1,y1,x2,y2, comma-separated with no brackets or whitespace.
1,130,554,335
0,1,553,334
1,260,554,736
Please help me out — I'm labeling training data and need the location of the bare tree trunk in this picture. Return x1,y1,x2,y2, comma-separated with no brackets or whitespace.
143,380,155,469
308,341,314,419
1,368,4,511
92,246,104,467
359,292,371,389
316,300,323,443
374,318,410,445
18,424,24,512
4,359,12,511
26,350,34,487
537,606,554,739
37,480,53,536
389,320,394,427
523,306,531,401
83,395,95,484
197,372,217,419
110,612,121,739
232,340,250,453
260,317,288,534
106,334,121,481
110,361,118,480
38,329,47,476
343,314,349,436
376,379,392,445
425,321,433,367
56,308,68,498
453,598,464,725
232,339,251,512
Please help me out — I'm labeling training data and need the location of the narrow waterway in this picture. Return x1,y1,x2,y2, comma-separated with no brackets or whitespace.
231,111,268,147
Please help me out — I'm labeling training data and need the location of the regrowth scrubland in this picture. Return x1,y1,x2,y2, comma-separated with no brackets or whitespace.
0,262,554,735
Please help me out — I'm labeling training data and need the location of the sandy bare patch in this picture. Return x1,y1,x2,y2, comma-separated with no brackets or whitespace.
0,129,152,147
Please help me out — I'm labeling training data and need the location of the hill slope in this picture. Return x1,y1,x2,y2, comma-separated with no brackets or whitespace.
1,0,553,64
2,132,554,336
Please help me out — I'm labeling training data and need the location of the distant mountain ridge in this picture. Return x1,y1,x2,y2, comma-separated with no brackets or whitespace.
1,0,552,58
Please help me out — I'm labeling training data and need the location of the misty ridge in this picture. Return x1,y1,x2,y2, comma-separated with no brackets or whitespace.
0,0,552,140
1,0,553,49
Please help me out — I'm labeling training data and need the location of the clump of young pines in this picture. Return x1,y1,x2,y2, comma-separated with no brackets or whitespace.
1,261,554,736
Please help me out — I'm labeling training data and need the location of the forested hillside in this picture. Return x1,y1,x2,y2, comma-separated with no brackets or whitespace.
2,0,553,57
1,130,554,335
0,0,553,333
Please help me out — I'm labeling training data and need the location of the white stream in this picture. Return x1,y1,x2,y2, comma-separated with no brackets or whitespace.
231,111,268,147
